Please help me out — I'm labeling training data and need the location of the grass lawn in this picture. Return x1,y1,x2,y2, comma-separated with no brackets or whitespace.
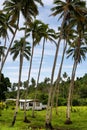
0,106,87,130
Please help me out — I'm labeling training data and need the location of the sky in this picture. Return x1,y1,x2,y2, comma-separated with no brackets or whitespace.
0,0,87,84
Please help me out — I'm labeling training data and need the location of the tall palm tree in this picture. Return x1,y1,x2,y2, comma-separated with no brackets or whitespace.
32,24,57,118
45,0,87,128
65,33,87,124
10,38,31,126
45,0,72,128
65,0,87,123
3,1,43,125
1,0,43,73
0,12,14,82
52,25,76,115
54,40,67,114
23,19,44,122
1,0,21,71
36,24,57,88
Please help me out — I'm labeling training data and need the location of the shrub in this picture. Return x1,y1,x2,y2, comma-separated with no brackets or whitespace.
54,97,66,106
6,100,16,108
72,99,80,106
0,102,6,110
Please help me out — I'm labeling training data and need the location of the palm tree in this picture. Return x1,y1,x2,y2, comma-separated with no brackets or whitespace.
23,19,45,122
20,0,43,22
36,24,57,88
10,38,31,126
45,0,72,128
54,40,67,115
63,72,68,81
31,77,36,88
65,0,87,123
52,25,76,115
32,24,57,117
0,12,14,82
1,0,43,73
1,0,21,71
3,1,43,125
65,33,87,124
45,0,87,128
0,12,14,41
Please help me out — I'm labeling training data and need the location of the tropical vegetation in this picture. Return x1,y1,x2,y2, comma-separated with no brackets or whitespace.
0,0,87,130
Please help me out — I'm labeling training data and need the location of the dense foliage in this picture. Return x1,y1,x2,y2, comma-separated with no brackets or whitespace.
6,73,87,106
0,74,11,101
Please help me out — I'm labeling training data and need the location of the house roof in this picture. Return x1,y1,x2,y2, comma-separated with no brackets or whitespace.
19,99,32,102
6,98,40,102
6,98,16,101
19,99,39,102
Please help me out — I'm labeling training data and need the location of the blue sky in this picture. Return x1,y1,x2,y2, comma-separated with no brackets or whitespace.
0,0,87,83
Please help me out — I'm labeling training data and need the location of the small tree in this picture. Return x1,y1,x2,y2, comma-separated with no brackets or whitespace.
10,38,31,126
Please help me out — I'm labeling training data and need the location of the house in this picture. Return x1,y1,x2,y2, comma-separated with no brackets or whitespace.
19,99,47,110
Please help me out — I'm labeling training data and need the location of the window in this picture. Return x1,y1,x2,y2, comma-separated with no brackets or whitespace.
29,102,33,106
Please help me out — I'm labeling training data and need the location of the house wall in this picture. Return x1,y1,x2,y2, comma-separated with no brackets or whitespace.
19,100,47,110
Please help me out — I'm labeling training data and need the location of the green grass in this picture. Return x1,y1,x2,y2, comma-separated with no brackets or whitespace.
0,106,87,130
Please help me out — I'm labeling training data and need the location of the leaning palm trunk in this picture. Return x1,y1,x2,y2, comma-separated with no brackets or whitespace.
65,35,81,124
0,19,19,72
0,19,19,85
32,38,45,117
45,12,68,129
65,60,77,124
45,37,61,129
52,41,67,115
24,42,34,122
12,53,24,126
36,39,45,89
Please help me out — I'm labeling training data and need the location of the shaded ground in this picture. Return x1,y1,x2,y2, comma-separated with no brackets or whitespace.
27,126,78,130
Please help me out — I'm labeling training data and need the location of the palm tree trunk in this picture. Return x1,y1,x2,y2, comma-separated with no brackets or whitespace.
0,19,19,72
45,11,68,129
53,41,67,115
50,40,67,115
24,42,34,122
22,22,31,123
45,37,61,129
32,38,45,117
65,35,81,124
65,60,77,124
36,39,45,89
11,53,23,126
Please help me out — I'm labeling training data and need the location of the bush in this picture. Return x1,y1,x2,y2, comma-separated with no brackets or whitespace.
37,93,48,105
79,98,87,106
72,99,80,106
0,102,6,110
72,98,87,106
6,100,16,108
54,97,67,106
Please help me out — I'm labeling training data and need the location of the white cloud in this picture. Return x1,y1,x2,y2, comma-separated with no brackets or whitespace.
42,0,53,5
